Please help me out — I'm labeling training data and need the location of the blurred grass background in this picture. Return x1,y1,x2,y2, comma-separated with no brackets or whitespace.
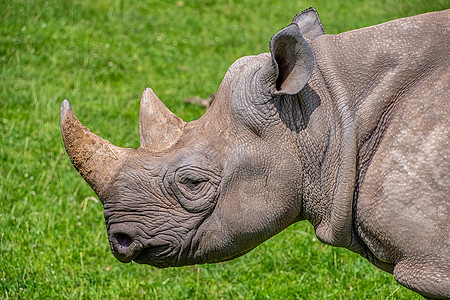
1,0,447,298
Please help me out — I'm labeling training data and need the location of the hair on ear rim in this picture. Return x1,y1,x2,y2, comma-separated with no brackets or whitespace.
292,7,325,41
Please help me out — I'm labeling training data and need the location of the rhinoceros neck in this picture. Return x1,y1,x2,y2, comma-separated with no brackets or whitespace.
286,68,359,250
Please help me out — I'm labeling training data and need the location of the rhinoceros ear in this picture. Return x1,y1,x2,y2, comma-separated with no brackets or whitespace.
292,7,325,41
261,23,314,95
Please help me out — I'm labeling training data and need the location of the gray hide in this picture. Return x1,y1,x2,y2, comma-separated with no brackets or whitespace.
61,8,449,299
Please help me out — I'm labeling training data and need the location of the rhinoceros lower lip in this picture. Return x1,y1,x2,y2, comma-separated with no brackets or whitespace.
132,244,174,267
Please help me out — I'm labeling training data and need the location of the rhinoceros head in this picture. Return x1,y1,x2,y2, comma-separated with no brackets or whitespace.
61,11,322,267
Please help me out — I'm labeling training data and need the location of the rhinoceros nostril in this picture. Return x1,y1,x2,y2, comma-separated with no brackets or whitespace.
115,233,132,248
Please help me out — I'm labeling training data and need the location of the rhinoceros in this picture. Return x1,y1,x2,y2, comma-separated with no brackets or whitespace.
60,8,449,299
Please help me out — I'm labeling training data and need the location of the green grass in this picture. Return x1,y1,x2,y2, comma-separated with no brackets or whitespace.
1,0,447,298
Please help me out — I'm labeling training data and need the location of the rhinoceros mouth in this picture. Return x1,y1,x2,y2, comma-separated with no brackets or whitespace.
132,243,179,268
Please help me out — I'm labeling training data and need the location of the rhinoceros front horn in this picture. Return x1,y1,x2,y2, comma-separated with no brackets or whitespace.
60,100,130,198
61,89,185,196
139,88,185,150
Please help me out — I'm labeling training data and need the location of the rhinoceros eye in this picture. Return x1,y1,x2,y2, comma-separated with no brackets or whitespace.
169,166,220,213
182,178,205,190
179,175,210,195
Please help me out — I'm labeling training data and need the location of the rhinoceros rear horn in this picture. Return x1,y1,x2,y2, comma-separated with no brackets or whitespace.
139,88,185,150
60,100,130,198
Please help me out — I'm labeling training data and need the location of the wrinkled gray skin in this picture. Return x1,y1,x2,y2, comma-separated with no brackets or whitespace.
61,8,449,299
